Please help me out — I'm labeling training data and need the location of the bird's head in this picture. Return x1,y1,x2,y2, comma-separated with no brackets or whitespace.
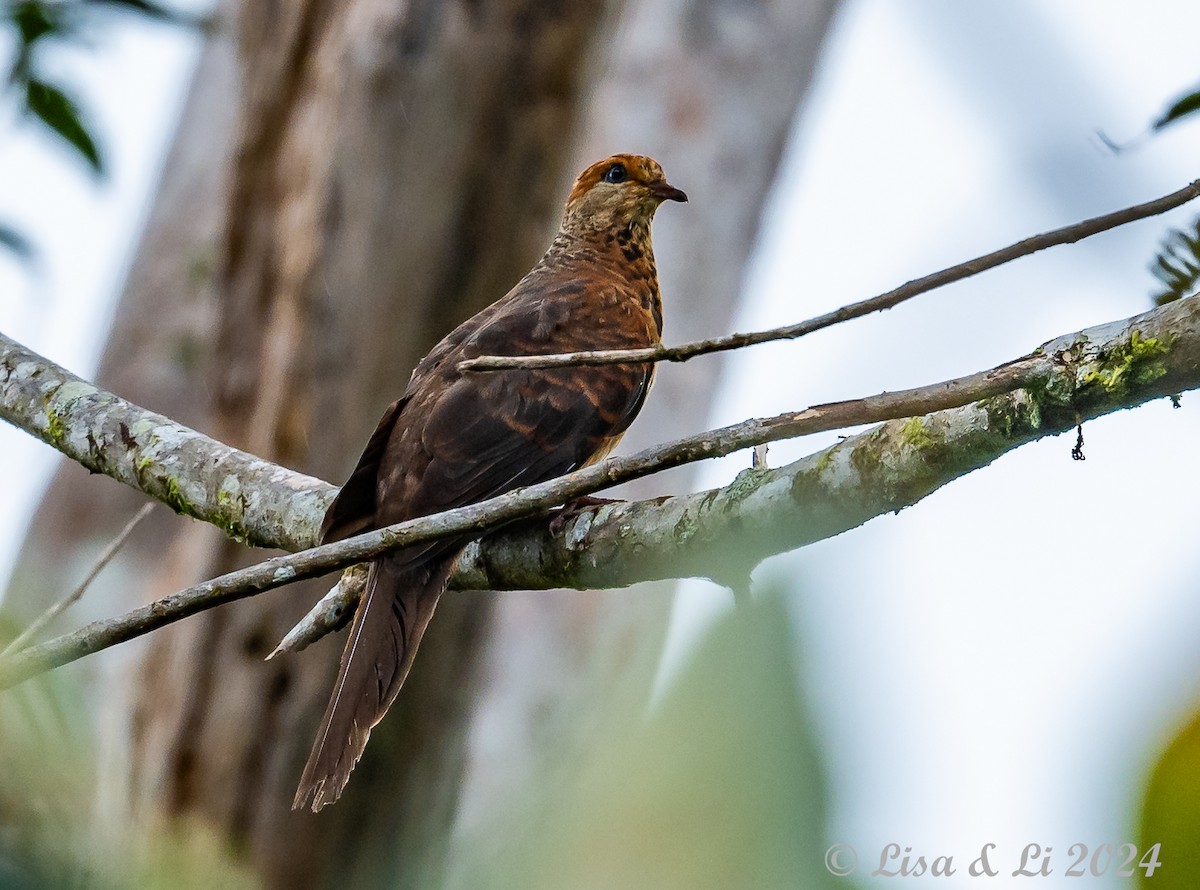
562,154,687,234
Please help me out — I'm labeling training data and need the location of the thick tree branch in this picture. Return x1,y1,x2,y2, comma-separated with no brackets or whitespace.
459,178,1200,372
0,331,334,550
1,296,1196,687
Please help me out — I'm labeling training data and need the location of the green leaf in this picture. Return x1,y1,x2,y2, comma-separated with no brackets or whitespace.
24,79,104,175
7,2,74,84
12,1,61,46
1154,89,1200,130
1138,706,1200,888
1149,217,1200,306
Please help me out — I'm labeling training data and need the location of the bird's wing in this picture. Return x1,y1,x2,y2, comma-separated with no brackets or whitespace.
398,362,652,522
297,281,659,811
319,396,408,544
392,280,659,518
296,361,652,812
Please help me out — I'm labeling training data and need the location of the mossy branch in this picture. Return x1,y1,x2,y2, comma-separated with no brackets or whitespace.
0,331,333,550
1,296,1198,687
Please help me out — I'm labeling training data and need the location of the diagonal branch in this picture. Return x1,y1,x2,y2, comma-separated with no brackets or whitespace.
459,178,1200,372
0,502,156,656
0,330,334,550
1,295,1196,688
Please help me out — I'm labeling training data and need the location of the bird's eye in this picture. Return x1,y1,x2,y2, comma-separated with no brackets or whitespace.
602,163,628,184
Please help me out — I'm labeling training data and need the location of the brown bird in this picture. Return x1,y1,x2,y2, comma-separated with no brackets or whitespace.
293,154,687,811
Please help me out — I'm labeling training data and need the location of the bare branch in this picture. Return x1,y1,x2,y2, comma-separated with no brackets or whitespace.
459,178,1200,372
2,295,1196,687
1,502,157,656
266,565,364,658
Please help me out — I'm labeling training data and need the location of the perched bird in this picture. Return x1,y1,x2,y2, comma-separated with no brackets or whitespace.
294,154,687,811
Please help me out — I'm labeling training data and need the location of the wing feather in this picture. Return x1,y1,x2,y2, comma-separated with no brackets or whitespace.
298,273,661,811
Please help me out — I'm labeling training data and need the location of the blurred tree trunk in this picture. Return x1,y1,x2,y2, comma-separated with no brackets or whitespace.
7,0,840,887
2,0,243,849
448,0,841,868
129,2,621,888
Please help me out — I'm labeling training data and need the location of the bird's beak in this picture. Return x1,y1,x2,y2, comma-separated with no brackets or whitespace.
650,180,688,203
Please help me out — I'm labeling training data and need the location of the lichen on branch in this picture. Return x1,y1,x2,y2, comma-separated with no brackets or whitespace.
1,296,1198,686
0,332,332,550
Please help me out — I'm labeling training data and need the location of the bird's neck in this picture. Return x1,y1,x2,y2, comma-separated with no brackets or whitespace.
545,218,657,276
532,218,663,339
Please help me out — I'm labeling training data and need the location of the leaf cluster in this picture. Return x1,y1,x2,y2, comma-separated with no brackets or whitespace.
1,0,207,261
6,0,207,173
1138,83,1200,307
5,0,208,172
7,0,203,173
1150,217,1200,306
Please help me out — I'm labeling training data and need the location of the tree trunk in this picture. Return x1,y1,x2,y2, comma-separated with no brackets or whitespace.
7,0,841,886
127,2,619,887
447,0,842,870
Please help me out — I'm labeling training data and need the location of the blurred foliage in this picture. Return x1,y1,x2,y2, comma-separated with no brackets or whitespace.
1139,81,1200,306
451,593,837,890
5,0,208,174
0,643,95,887
1153,85,1200,131
1138,704,1200,889
23,76,101,172
0,619,259,888
1149,218,1200,306
1,0,209,261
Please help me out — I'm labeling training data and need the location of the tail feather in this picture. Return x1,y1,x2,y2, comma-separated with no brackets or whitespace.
293,556,450,812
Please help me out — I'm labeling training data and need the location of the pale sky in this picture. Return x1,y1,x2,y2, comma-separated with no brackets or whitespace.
660,2,1200,887
0,8,203,580
3,3,1200,887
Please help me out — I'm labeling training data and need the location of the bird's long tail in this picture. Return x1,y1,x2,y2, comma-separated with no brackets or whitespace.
293,555,451,812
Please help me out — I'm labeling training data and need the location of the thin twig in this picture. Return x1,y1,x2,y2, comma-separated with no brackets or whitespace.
2,294,1197,688
1,502,156,656
266,569,362,659
459,178,1200,372
0,351,1055,689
